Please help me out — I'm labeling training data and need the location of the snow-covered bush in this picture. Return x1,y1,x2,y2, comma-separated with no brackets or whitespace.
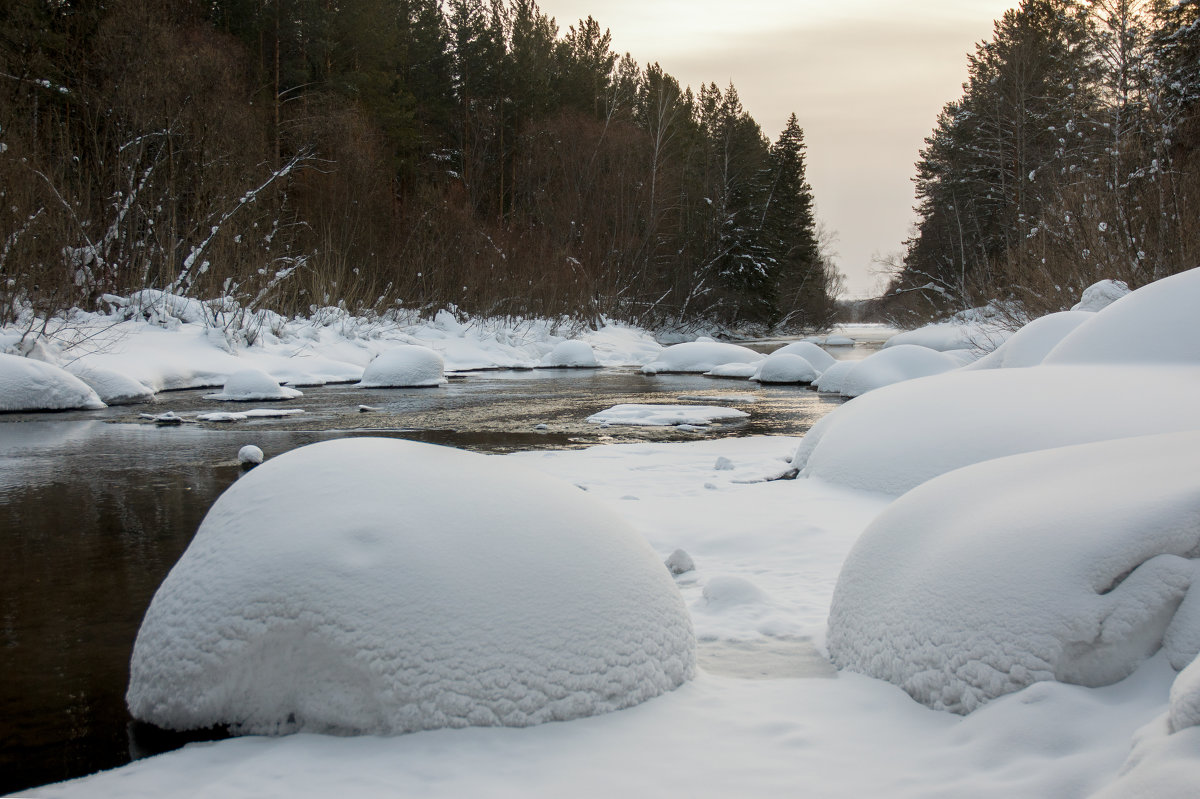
751,353,818,384
641,342,763,375
0,353,107,411
838,344,959,397
1071,278,1130,312
356,345,446,388
204,368,303,401
539,340,599,368
127,438,695,735
828,431,1200,714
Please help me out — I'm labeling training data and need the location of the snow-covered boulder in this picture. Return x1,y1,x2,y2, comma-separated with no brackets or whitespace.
704,363,759,379
824,335,855,347
587,404,749,427
204,368,303,401
1045,267,1200,365
539,340,599,368
962,310,1093,370
356,345,445,388
1071,278,1130,312
127,438,694,736
839,344,959,397
828,432,1200,715
770,341,836,372
66,363,155,405
641,342,763,375
751,353,818,384
794,365,1200,495
236,445,264,466
812,360,855,394
0,353,107,412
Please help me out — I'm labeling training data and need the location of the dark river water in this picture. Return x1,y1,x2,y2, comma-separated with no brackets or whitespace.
0,362,853,795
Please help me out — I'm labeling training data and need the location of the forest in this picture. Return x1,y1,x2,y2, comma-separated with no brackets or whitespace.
0,0,839,332
877,0,1200,325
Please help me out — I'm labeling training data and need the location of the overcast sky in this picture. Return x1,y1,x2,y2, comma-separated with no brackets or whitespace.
534,0,1016,297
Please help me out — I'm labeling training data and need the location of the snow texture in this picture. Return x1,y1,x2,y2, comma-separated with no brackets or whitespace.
539,340,599,368
356,345,446,388
0,353,106,412
127,438,695,735
1071,279,1130,312
703,363,759,379
794,364,1200,495
962,311,1093,370
641,342,763,375
751,353,818,384
665,549,695,575
586,404,750,427
1045,267,1200,365
204,369,303,402
828,432,1200,715
812,360,855,394
769,341,836,372
838,344,959,397
1169,656,1200,734
65,363,154,405
237,445,264,466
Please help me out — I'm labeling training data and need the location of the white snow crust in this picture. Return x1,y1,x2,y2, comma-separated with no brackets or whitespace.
204,369,303,402
838,344,959,397
750,353,818,384
356,345,446,388
127,438,694,736
0,353,106,412
539,340,599,367
641,342,763,375
587,404,750,427
828,431,1200,715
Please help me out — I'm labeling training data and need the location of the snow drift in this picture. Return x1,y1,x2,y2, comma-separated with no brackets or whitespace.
828,432,1200,715
126,438,694,735
0,353,106,412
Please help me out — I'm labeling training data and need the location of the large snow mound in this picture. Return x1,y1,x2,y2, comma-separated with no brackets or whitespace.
641,342,763,375
356,345,446,388
962,310,1093,370
539,340,599,368
838,344,959,397
813,360,855,394
1045,267,1200,365
66,363,154,405
204,368,303,401
0,353,106,412
770,341,836,372
587,404,749,427
127,438,695,735
828,432,1200,715
751,353,818,384
794,365,1200,495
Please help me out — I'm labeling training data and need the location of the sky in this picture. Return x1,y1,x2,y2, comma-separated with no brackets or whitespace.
534,0,1017,298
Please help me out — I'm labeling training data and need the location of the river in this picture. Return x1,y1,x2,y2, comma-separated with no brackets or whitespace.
0,349,870,794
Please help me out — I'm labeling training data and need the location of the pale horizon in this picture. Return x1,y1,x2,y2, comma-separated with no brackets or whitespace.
536,0,1017,298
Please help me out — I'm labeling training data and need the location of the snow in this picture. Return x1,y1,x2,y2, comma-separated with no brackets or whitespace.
237,445,264,466
196,409,305,422
203,368,304,401
356,345,446,388
769,341,836,371
703,362,759,379
586,404,750,427
641,342,763,375
1044,267,1200,365
824,335,855,347
882,315,1006,352
0,353,106,412
838,344,960,397
750,353,818,384
962,310,1093,370
665,549,695,575
794,364,1200,495
539,340,599,368
828,431,1200,715
65,363,154,405
812,359,856,393
1072,278,1130,312
126,438,694,736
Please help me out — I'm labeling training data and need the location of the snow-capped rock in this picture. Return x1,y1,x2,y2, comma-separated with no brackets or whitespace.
66,363,154,405
1071,278,1130,312
642,342,763,375
839,344,959,397
356,345,446,388
812,360,855,394
539,340,599,368
828,431,1200,714
237,445,264,466
127,438,695,735
0,353,106,412
751,353,818,385
204,369,303,401
769,341,836,372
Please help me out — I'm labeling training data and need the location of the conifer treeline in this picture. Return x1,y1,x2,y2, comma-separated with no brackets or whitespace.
879,0,1200,325
0,0,839,329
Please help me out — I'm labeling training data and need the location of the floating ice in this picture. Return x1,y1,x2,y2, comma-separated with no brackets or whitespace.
586,404,750,427
127,438,694,735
